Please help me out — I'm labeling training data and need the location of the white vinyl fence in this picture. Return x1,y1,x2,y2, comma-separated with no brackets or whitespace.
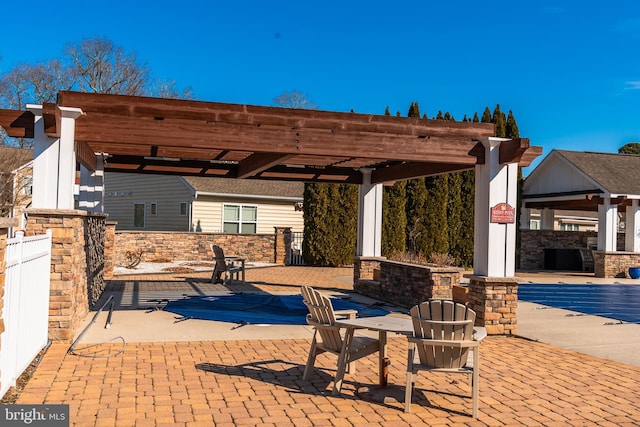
0,230,52,398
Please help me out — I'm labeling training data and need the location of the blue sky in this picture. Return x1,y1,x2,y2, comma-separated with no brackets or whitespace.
2,1,640,174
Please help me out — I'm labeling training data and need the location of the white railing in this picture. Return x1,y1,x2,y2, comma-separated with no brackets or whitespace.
0,230,52,398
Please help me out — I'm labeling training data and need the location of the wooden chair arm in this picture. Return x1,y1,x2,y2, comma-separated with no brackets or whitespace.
334,309,358,319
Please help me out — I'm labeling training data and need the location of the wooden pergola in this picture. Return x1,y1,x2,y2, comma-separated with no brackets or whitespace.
0,91,544,334
1,91,540,183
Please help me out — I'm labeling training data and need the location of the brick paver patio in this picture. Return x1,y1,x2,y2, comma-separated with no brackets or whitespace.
15,267,640,426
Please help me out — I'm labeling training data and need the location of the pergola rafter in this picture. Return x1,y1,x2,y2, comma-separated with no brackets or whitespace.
0,91,541,185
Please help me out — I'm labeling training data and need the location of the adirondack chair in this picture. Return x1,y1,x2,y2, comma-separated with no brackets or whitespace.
405,299,481,418
301,286,380,394
210,244,245,284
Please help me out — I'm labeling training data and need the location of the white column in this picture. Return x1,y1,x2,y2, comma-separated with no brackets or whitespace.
625,200,640,252
597,198,618,251
28,105,83,209
473,137,518,277
356,168,383,257
29,105,58,209
78,155,105,213
540,208,555,230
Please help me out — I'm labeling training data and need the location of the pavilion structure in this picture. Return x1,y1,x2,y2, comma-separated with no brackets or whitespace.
521,149,640,277
0,91,541,336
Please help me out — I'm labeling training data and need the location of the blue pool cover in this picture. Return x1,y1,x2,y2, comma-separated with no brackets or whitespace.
518,284,640,323
163,293,389,325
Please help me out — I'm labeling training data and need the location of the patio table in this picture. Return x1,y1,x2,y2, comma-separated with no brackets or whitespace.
225,256,246,283
333,315,486,396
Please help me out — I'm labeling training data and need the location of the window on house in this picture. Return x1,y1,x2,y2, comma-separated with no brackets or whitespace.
530,220,540,230
134,203,145,228
223,204,257,233
150,202,157,215
179,202,188,216
560,223,579,231
23,176,33,196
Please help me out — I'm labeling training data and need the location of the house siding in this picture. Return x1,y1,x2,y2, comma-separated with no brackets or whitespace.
104,173,192,231
191,195,303,234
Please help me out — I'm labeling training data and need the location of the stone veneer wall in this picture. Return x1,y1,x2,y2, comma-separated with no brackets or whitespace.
593,251,640,278
519,230,598,270
25,209,107,342
468,276,518,335
112,228,290,266
354,258,462,308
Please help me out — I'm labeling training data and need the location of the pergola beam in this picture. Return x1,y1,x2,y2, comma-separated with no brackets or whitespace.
236,153,295,178
0,109,34,138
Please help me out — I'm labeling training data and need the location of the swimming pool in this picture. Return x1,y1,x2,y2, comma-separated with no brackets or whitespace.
163,293,389,325
518,284,640,323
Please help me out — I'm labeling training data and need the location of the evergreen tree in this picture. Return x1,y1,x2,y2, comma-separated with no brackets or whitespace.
405,101,428,254
408,101,420,118
481,107,492,123
334,184,358,264
457,169,475,266
382,181,407,256
424,174,449,256
436,110,444,119
472,112,479,122
619,142,640,154
506,110,519,138
384,106,391,115
405,179,428,254
303,182,357,266
303,183,330,265
493,104,506,137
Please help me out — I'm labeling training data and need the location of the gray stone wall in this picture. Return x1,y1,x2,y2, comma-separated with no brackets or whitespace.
354,259,462,308
113,230,285,265
520,230,598,270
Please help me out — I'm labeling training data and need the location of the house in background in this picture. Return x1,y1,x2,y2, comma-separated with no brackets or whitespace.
0,146,33,229
521,149,640,275
527,208,598,232
103,173,305,233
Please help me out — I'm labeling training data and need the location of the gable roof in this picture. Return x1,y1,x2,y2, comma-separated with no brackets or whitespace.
182,176,304,200
556,150,640,195
0,146,32,172
523,149,640,211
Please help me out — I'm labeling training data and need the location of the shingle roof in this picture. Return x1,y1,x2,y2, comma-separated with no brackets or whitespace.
0,146,32,172
182,176,304,199
556,150,640,195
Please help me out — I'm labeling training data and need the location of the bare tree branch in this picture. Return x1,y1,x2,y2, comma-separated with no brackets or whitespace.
274,90,317,109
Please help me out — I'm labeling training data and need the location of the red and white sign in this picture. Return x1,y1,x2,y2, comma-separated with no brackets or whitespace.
491,203,515,224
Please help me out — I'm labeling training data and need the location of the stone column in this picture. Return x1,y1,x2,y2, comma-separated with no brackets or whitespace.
26,209,107,341
468,275,518,335
274,227,291,265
